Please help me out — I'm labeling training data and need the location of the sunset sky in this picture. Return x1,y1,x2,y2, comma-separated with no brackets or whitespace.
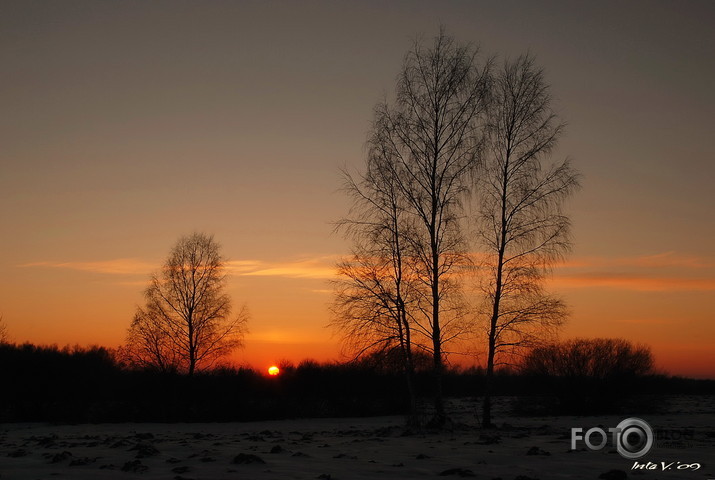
1,1,713,377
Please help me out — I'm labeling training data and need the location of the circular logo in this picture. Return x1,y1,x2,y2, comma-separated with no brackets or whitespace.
616,418,653,459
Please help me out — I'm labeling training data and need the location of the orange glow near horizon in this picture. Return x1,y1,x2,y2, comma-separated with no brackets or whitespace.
2,251,714,379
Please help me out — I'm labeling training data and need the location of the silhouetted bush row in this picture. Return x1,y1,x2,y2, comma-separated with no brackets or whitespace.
0,342,712,423
0,343,414,423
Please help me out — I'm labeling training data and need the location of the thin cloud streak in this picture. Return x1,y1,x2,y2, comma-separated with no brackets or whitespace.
20,256,339,280
557,252,715,270
227,257,337,280
22,252,713,290
552,274,715,292
19,259,156,276
551,252,715,292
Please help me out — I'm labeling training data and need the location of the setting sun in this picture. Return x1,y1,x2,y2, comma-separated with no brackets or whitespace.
267,365,280,376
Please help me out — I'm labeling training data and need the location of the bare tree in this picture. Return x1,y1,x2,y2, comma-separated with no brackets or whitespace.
124,232,248,375
371,28,491,425
331,141,422,425
475,54,579,427
331,111,430,416
332,251,421,422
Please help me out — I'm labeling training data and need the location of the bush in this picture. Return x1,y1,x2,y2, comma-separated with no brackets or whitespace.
523,338,653,379
520,338,655,414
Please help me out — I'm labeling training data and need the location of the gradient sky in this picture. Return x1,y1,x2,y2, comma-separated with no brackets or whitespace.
1,1,713,377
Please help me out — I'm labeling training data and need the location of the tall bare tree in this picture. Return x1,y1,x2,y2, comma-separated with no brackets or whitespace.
124,232,247,375
331,139,421,425
372,28,491,425
476,54,579,427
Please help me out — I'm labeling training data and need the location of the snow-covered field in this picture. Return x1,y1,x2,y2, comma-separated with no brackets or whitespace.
1,396,713,479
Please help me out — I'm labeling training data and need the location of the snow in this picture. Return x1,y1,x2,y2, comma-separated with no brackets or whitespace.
1,396,713,479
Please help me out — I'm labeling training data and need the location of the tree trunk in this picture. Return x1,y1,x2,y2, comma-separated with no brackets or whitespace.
482,323,497,428
483,265,502,428
403,342,419,428
483,161,509,428
431,245,446,426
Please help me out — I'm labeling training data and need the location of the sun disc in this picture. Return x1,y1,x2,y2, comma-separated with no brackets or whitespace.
267,365,280,376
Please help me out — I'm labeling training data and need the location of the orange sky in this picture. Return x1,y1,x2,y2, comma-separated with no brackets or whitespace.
1,2,714,378
2,251,713,378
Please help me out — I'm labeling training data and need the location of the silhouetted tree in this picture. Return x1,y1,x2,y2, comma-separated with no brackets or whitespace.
332,144,422,425
367,28,491,426
475,54,579,427
123,232,247,375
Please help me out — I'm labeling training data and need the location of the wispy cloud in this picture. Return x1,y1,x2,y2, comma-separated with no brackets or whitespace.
21,252,712,292
20,256,339,280
558,252,715,270
227,257,337,280
552,252,715,292
552,273,715,292
19,259,156,276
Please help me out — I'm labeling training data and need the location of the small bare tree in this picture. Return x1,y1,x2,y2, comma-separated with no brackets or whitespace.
475,54,579,427
370,28,491,425
124,232,247,375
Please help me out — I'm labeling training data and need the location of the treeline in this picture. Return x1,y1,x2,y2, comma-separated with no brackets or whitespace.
0,343,405,423
0,343,426,423
1,342,713,423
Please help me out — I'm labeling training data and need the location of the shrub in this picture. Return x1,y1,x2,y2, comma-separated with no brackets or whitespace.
520,338,655,414
523,338,653,379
